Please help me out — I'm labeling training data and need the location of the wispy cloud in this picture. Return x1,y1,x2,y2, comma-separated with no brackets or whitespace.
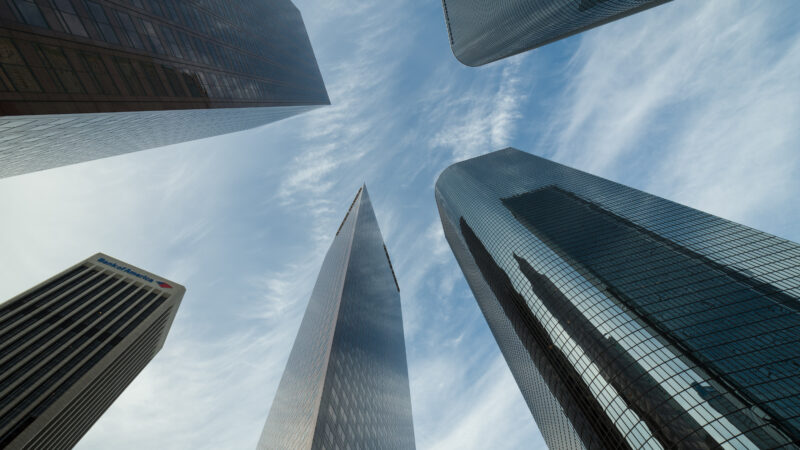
426,356,546,450
0,134,308,449
262,2,546,449
427,58,527,162
276,1,411,206
542,1,800,236
77,323,296,449
2,2,798,450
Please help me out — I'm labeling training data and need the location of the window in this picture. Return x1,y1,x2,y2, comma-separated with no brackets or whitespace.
114,58,145,96
159,25,182,58
114,11,144,50
192,36,210,65
178,3,193,27
177,31,196,61
162,2,179,22
85,1,119,44
10,0,48,28
52,0,88,37
160,65,185,97
0,38,41,92
218,73,231,97
139,62,168,96
79,52,118,95
140,19,165,55
36,45,84,94
203,72,217,96
146,0,164,17
578,0,611,12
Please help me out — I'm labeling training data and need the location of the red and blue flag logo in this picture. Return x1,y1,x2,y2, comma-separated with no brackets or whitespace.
157,281,172,289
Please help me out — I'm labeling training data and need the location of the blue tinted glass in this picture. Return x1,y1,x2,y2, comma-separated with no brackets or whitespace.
258,188,415,449
436,148,800,449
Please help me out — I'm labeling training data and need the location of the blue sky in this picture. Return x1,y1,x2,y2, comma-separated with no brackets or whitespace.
1,0,800,449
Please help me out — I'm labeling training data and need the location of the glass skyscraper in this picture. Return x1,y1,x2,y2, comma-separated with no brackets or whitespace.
435,148,800,449
441,0,670,66
0,0,328,178
258,186,415,450
0,253,184,449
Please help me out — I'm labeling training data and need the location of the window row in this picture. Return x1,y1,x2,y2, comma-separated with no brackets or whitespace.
5,0,315,82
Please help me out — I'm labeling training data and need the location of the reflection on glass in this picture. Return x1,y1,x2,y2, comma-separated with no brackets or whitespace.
258,187,415,450
435,148,800,449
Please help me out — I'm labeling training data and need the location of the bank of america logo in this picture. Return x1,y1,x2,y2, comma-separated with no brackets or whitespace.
157,281,172,289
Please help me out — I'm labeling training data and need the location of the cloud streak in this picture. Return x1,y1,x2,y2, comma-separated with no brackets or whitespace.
1,2,798,450
427,58,527,162
541,1,800,237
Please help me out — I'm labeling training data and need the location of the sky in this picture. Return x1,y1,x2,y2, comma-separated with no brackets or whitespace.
1,0,800,449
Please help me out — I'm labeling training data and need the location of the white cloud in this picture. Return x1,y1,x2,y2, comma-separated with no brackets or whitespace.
2,1,798,450
543,0,800,236
428,58,527,162
0,132,312,450
425,356,546,450
77,323,297,449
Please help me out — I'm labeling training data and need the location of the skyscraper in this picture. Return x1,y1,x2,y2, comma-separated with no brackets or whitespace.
435,148,800,449
0,0,328,178
441,0,670,66
0,253,184,449
258,186,415,450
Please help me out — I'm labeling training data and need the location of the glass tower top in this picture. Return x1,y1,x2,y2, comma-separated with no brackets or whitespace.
441,0,671,66
436,148,800,449
0,0,328,114
258,186,415,450
0,0,329,178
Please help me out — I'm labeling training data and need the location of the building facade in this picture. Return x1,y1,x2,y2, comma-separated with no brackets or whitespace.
258,186,415,450
0,253,185,449
435,148,800,449
0,0,328,178
441,0,670,66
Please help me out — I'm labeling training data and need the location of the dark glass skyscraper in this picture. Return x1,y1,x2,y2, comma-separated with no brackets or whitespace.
0,253,184,449
441,0,670,66
0,0,328,178
435,148,800,449
258,186,415,450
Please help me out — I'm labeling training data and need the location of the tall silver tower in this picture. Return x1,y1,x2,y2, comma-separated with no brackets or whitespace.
0,0,328,178
258,186,415,450
436,148,800,449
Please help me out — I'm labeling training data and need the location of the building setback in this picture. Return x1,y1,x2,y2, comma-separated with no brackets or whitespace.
0,0,329,178
258,186,415,450
0,253,184,449
441,0,670,66
435,148,800,449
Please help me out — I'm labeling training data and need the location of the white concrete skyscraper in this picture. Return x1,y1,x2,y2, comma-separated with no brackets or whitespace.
0,253,184,449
